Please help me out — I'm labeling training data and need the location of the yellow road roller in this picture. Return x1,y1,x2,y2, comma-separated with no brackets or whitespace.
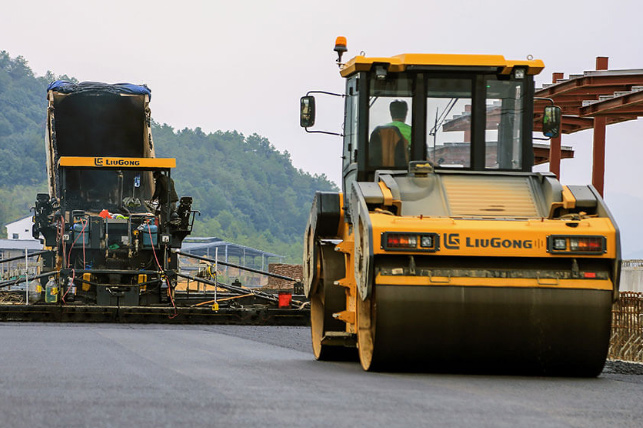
300,38,621,376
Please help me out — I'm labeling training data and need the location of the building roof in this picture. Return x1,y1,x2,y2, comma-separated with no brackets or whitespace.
0,239,43,251
181,237,283,261
4,216,32,228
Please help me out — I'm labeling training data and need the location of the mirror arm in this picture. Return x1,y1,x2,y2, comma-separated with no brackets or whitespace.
304,129,343,137
306,90,345,98
534,97,555,106
302,91,345,136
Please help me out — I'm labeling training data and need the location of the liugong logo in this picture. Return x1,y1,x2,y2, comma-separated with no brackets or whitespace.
444,233,460,250
443,233,533,250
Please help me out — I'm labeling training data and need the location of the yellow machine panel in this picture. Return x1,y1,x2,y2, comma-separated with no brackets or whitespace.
59,156,176,169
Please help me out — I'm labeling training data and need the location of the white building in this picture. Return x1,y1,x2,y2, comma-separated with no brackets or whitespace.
621,260,643,293
1,217,43,283
5,216,37,241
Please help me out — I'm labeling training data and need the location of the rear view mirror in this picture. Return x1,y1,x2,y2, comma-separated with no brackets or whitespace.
542,105,561,138
300,96,316,128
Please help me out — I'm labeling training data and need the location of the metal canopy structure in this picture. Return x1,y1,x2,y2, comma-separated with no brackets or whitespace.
534,143,573,165
533,57,643,195
180,237,285,273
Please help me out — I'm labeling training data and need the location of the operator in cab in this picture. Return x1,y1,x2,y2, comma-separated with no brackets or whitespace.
386,100,411,146
369,100,412,168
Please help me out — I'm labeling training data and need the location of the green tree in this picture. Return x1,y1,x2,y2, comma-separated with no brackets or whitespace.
0,51,337,262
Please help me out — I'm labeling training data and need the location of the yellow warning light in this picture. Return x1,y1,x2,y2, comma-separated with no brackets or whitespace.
335,36,347,50
334,36,348,65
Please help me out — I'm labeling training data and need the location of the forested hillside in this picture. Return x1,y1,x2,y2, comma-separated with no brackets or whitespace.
153,125,336,260
0,51,336,262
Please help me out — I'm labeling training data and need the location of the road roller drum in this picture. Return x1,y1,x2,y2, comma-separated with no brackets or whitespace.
358,284,612,375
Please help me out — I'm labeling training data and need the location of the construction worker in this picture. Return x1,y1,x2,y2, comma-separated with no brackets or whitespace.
152,170,178,224
386,100,411,145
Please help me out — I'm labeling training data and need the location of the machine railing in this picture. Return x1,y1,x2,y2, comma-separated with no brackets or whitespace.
0,250,52,265
172,250,304,308
609,292,643,362
173,249,297,283
0,250,54,290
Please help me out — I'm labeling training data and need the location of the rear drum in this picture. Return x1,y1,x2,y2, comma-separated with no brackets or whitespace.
357,283,612,376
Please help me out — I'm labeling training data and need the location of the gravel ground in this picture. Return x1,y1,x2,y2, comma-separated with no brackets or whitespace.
603,359,643,376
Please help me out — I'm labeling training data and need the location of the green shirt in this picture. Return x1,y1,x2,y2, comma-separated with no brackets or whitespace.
386,121,411,145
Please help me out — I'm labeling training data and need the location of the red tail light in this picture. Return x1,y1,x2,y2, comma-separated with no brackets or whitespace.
548,235,606,255
382,233,438,252
386,234,417,249
570,237,603,252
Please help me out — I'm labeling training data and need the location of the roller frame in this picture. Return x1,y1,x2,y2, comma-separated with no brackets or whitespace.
310,242,357,361
351,182,375,301
303,192,342,298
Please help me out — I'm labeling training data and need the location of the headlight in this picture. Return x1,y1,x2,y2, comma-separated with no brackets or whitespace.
552,237,567,251
420,235,433,248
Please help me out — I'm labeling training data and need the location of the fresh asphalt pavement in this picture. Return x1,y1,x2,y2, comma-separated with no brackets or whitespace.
0,323,641,428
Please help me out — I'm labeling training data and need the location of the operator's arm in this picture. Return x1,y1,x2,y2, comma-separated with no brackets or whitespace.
151,181,159,201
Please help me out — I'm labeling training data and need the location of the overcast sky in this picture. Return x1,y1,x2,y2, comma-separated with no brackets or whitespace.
2,0,642,255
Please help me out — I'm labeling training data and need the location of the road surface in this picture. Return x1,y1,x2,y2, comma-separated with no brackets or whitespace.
0,323,641,427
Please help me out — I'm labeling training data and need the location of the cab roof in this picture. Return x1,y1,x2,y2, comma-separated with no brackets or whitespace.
339,53,544,77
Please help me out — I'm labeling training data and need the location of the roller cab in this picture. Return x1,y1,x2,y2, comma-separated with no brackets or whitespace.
301,40,621,375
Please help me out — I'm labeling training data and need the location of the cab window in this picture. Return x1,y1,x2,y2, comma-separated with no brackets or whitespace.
368,76,413,169
485,79,524,170
425,78,473,168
